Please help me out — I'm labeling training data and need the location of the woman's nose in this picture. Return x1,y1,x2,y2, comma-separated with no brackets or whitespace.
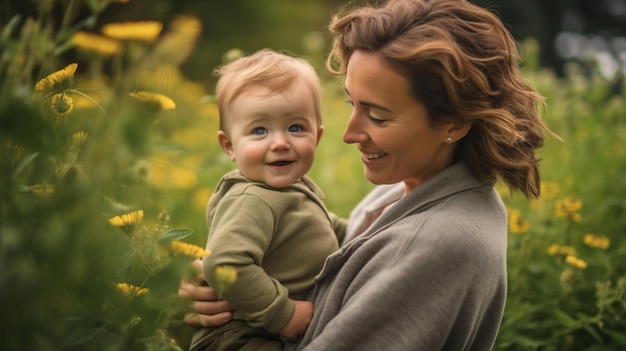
343,113,365,144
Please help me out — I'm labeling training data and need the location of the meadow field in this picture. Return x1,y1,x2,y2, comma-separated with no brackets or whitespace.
1,2,625,350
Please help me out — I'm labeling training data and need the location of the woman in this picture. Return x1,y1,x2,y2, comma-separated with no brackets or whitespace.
180,0,554,349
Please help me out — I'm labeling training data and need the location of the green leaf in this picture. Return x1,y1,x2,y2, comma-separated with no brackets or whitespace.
14,152,39,176
604,328,626,346
553,309,577,328
2,14,22,39
158,228,193,244
60,327,100,349
513,335,541,348
583,324,603,343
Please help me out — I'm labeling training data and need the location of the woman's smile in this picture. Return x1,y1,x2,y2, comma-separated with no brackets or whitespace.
362,152,388,160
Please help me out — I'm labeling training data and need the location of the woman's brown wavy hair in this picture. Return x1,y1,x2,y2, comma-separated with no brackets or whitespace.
326,0,558,198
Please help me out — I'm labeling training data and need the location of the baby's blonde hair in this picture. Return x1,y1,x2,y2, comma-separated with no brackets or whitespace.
215,49,322,130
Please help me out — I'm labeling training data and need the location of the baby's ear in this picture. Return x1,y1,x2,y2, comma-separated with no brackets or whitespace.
316,125,325,145
217,130,235,161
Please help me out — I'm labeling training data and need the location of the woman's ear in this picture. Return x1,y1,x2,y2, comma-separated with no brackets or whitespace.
217,130,236,161
445,122,472,143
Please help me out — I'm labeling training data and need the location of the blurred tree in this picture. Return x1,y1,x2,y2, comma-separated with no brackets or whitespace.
96,0,341,88
2,0,337,89
475,0,626,75
3,0,623,83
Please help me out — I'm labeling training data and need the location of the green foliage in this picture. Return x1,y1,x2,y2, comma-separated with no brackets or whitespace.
492,39,626,350
1,1,211,350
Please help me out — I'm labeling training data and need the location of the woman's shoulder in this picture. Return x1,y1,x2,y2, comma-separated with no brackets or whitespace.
390,188,507,259
430,188,506,237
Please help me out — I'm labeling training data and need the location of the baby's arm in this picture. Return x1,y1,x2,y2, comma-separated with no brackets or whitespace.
328,211,348,245
279,300,313,341
204,193,296,333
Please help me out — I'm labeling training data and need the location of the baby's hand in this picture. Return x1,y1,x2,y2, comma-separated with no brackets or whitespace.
279,300,313,341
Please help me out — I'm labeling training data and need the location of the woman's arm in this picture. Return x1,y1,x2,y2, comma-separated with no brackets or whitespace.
179,260,313,340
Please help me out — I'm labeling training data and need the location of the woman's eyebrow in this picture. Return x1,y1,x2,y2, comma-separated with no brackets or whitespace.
344,86,393,112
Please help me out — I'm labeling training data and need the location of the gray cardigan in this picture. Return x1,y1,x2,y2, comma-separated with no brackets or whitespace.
290,161,508,351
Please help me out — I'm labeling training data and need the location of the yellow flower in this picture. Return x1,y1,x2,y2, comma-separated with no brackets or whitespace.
47,93,74,116
109,210,144,226
148,156,198,189
35,63,78,94
129,91,176,114
555,196,583,222
109,210,144,234
560,269,576,284
560,268,576,293
116,282,149,297
101,21,163,41
548,244,576,256
170,15,202,38
583,234,610,250
193,187,213,211
559,196,583,212
170,241,211,259
222,48,245,64
29,183,55,196
71,31,122,56
213,265,238,297
170,167,197,189
150,15,202,66
128,158,152,182
540,182,560,199
73,131,88,144
565,255,587,270
2,142,23,161
508,209,529,234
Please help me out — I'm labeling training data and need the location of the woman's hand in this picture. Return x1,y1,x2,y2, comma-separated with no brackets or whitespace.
178,259,233,327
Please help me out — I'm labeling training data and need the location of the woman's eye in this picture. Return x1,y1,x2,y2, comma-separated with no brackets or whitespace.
344,97,385,123
252,127,267,135
369,115,385,123
288,125,303,133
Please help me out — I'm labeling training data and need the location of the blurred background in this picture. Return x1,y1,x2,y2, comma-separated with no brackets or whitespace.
3,0,625,85
1,1,625,350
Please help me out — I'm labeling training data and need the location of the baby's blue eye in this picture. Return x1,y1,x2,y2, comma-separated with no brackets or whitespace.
289,125,303,133
253,127,267,135
345,99,354,107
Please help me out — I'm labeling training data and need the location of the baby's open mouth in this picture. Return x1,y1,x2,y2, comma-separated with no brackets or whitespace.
269,161,292,166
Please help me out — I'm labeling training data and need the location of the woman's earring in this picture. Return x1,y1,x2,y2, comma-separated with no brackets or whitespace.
445,136,453,144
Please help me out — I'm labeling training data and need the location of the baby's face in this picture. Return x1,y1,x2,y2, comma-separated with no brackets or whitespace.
218,81,323,188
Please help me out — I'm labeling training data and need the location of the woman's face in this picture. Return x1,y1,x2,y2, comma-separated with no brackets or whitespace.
343,50,457,194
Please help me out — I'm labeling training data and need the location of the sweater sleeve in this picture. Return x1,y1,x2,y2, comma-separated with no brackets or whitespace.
202,192,294,333
328,212,348,245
